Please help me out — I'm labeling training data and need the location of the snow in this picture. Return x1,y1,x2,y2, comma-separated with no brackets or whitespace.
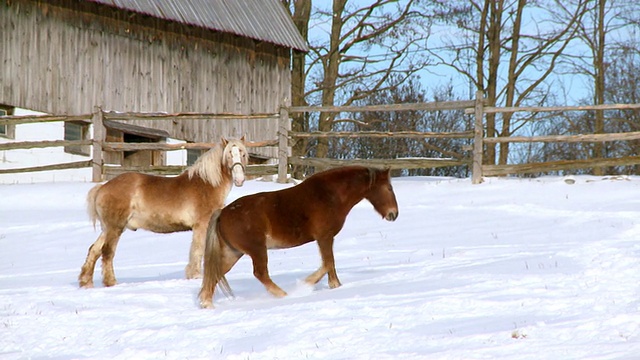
1,174,640,359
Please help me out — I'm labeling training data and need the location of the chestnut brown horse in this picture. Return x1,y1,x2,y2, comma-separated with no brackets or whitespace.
198,166,399,308
79,137,248,288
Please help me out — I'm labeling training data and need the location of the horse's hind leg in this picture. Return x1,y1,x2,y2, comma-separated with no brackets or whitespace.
199,245,243,309
79,232,106,288
249,249,287,298
185,222,207,279
100,228,124,287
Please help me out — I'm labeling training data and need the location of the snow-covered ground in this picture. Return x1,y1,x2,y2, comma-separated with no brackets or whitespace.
1,174,639,359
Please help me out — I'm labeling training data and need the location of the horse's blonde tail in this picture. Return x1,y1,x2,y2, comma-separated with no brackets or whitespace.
200,209,234,306
86,184,103,230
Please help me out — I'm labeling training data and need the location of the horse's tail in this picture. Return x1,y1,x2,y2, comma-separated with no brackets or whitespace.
86,184,103,230
200,209,234,306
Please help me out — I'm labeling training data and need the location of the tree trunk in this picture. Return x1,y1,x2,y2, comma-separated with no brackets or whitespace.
593,0,606,175
484,0,504,166
316,0,346,161
499,0,525,166
290,0,311,179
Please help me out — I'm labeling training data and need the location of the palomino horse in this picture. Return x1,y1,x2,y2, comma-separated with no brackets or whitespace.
78,137,248,288
198,166,399,308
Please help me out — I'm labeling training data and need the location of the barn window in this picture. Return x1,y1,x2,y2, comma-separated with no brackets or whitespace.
0,105,16,139
187,147,204,166
64,121,91,156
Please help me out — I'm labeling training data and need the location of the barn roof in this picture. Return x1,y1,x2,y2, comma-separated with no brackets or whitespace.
86,0,309,52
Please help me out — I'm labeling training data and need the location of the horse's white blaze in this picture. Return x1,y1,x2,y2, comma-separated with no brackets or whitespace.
230,146,245,186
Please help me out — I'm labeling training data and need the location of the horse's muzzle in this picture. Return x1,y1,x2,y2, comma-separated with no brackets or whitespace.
385,210,398,222
232,162,245,187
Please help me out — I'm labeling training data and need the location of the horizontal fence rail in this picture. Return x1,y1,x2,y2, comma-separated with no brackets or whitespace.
288,131,473,139
288,157,470,170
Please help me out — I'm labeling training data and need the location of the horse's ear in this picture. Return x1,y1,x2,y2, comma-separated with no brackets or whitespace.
240,134,246,143
221,137,228,147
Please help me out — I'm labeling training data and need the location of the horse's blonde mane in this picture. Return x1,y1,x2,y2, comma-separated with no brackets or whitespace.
186,139,245,186
187,144,225,186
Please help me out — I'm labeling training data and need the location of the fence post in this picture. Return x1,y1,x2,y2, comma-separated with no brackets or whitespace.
91,107,104,182
277,107,290,183
472,91,484,184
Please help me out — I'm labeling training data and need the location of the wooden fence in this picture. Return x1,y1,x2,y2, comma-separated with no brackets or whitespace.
286,91,640,184
0,111,281,182
2,92,640,184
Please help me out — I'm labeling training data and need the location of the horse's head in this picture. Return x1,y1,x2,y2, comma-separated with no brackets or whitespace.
221,136,248,187
365,168,399,222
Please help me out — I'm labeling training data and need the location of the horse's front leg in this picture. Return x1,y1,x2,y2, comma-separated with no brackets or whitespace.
185,223,207,279
304,266,327,285
307,236,341,289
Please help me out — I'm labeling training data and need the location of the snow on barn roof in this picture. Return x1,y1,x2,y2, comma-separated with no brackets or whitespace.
86,0,309,52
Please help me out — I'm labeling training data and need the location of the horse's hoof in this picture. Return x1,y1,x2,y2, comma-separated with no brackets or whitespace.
102,280,117,287
79,282,94,289
185,266,202,279
199,300,214,309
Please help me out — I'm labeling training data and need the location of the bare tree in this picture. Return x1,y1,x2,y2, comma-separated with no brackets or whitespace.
426,0,588,165
538,45,640,175
561,0,640,174
302,0,434,161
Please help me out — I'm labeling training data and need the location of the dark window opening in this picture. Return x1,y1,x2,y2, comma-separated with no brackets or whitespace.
64,121,91,156
0,105,16,139
187,146,203,166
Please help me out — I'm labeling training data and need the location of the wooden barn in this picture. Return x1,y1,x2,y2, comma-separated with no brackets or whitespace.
0,0,308,166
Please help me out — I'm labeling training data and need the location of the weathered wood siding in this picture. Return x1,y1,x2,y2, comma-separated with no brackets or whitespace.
1,0,292,157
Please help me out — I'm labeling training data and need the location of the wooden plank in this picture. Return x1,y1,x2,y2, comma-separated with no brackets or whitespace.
103,164,277,177
289,131,473,139
465,102,640,115
288,100,476,113
0,140,92,151
92,109,105,182
0,114,92,126
482,156,640,176
101,140,277,151
483,131,640,144
278,107,290,183
289,157,470,169
103,112,279,121
472,90,484,184
0,161,92,175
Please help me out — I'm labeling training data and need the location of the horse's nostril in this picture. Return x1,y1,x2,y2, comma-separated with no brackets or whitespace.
386,211,398,221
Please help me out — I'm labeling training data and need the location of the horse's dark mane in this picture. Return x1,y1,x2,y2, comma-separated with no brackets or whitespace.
310,166,380,189
367,167,377,188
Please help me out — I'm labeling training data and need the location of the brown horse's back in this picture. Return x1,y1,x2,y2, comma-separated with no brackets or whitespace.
219,191,312,250
218,167,375,250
